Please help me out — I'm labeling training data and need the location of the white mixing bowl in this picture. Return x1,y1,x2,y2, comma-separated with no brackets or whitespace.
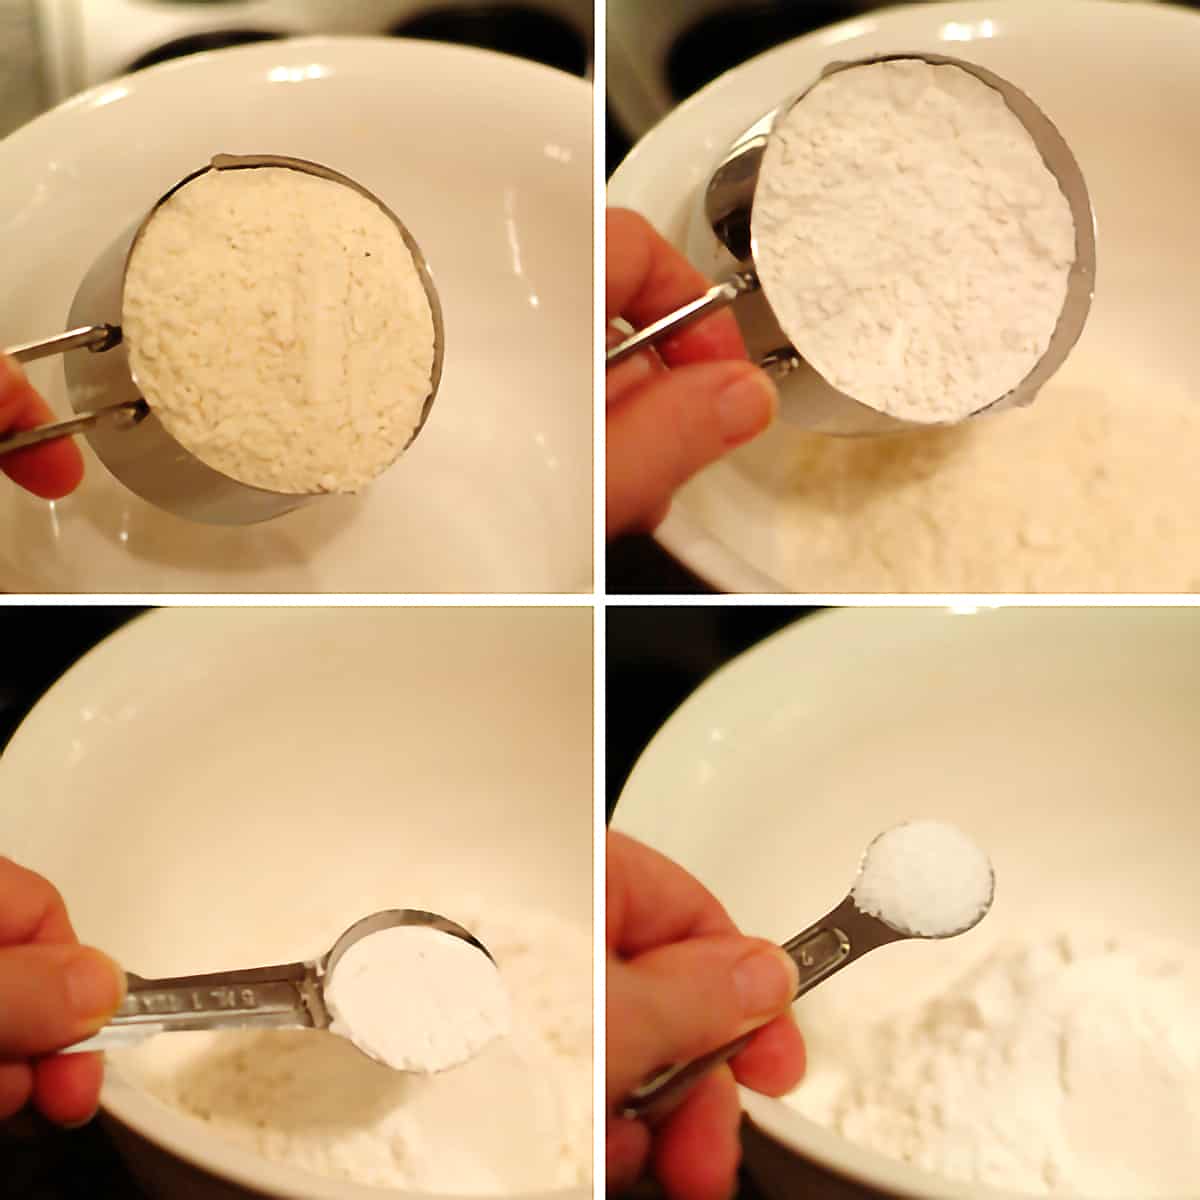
608,1,1200,593
0,607,593,1200
612,606,1200,1198
0,38,592,593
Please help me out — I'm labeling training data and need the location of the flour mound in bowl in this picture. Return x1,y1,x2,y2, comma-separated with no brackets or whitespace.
122,166,436,495
114,905,591,1194
788,934,1200,1196
690,356,1200,592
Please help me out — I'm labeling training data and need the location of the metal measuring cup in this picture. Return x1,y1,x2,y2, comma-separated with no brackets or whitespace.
611,53,1096,437
1,154,445,524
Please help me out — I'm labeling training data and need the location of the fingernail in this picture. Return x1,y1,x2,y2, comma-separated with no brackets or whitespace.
605,350,656,403
733,945,799,1019
65,949,126,1026
717,368,777,445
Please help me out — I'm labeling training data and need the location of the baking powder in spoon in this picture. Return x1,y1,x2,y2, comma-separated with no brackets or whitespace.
325,924,510,1072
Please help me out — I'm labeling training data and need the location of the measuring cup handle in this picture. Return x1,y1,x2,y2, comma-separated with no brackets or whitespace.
0,400,147,458
618,913,855,1125
4,325,120,365
62,961,326,1055
606,272,758,368
760,348,803,379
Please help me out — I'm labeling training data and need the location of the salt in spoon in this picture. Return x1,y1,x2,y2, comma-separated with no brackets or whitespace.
620,820,994,1122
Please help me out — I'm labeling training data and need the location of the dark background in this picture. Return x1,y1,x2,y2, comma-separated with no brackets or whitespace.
123,5,592,78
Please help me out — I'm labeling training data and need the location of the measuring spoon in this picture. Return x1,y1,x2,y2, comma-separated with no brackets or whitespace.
620,824,994,1122
63,909,494,1072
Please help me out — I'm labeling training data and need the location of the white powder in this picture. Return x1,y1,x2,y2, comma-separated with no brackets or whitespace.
752,59,1076,423
325,925,510,1074
115,906,591,1194
852,820,992,937
123,166,436,494
693,356,1200,593
789,935,1200,1196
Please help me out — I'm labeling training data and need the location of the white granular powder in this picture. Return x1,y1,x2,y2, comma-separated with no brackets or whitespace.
123,167,436,494
752,59,1076,423
325,925,510,1074
852,820,992,937
116,906,591,1194
788,935,1200,1196
693,355,1200,593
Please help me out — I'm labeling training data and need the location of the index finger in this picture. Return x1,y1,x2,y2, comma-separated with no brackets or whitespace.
606,208,748,367
0,858,78,947
607,832,737,956
0,356,85,500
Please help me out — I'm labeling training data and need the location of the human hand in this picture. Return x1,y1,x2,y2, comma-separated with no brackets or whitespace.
0,354,85,499
607,832,806,1200
606,208,777,538
0,857,125,1125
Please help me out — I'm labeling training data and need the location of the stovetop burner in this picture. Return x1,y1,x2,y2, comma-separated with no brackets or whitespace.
666,2,893,102
127,29,284,72
390,4,589,77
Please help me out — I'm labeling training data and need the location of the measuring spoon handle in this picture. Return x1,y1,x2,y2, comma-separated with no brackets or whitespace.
605,271,758,367
619,896,907,1125
63,961,327,1054
619,917,852,1124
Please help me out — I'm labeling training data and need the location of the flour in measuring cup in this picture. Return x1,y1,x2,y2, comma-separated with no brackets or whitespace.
753,59,1076,423
123,166,435,494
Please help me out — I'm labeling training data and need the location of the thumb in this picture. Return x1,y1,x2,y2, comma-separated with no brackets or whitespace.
607,360,777,536
0,943,126,1056
607,934,798,1107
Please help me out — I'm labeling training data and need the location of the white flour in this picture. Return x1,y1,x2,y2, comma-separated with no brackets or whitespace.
694,355,1200,593
124,166,436,494
852,821,992,937
753,59,1076,423
115,906,591,1194
325,925,510,1074
789,935,1200,1196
